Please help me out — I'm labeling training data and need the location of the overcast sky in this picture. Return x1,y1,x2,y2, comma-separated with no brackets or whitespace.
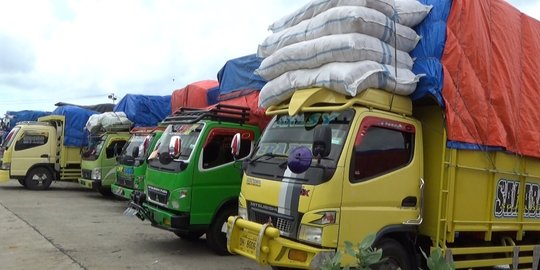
0,0,538,113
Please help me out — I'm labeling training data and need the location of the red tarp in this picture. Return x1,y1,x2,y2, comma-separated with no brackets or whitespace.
171,80,218,113
218,91,271,131
442,0,540,157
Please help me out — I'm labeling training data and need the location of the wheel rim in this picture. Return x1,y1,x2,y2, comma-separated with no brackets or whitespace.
31,172,48,186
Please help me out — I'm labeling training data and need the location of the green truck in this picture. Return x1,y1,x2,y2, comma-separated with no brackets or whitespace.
127,104,260,255
79,129,130,196
112,127,164,200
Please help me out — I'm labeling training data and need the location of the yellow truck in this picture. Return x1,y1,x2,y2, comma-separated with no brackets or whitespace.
0,115,83,189
226,88,540,269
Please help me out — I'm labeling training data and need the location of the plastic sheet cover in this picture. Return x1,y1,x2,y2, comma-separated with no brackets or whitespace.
171,80,218,112
4,110,51,132
413,0,540,158
216,54,267,97
52,106,99,147
114,94,171,127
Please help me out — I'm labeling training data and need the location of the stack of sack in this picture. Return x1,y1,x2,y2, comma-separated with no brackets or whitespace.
85,112,132,134
257,0,432,108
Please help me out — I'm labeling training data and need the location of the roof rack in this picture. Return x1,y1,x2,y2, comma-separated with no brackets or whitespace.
163,104,250,125
130,126,165,134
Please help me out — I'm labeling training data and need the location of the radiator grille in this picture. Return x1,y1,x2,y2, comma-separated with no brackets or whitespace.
81,169,92,179
147,186,168,205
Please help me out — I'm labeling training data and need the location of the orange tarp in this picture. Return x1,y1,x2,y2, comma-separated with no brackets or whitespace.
442,0,540,157
171,80,218,113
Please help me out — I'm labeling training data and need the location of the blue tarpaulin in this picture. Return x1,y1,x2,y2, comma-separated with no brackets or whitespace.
114,94,171,127
209,54,267,103
52,106,99,147
2,110,51,140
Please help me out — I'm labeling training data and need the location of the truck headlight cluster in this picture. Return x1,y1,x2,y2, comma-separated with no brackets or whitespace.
298,225,323,245
91,168,101,180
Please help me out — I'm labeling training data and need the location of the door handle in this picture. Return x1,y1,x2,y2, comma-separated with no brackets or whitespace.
40,154,49,158
401,196,417,207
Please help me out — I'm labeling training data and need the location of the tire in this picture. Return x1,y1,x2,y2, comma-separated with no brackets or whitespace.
24,167,53,190
206,206,236,255
17,179,26,187
372,238,415,270
175,231,205,241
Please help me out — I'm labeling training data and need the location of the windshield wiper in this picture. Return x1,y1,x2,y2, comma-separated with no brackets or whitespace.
249,153,287,165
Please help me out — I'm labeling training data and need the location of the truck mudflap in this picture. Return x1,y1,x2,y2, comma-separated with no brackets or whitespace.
0,170,10,183
226,216,335,270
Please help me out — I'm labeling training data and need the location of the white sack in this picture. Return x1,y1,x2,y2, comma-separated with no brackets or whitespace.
258,60,422,108
268,0,396,33
256,33,414,81
85,112,132,134
395,0,432,27
258,6,420,58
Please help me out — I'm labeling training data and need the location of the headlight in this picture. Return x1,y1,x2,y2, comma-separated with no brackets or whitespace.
238,205,248,220
298,225,322,245
91,168,101,180
0,162,10,170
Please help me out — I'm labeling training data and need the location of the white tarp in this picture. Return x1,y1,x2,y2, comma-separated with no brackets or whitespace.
268,0,397,33
258,6,420,58
256,33,414,80
259,60,423,108
85,112,132,134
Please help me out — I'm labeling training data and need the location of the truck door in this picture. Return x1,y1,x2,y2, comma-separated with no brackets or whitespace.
102,137,127,184
191,128,255,224
339,113,422,245
11,129,52,176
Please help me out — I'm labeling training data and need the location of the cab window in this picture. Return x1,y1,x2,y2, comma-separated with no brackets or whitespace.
351,117,414,182
106,140,127,159
202,130,253,169
15,131,49,151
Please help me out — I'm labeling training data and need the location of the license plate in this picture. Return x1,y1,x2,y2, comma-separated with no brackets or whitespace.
79,179,92,188
123,207,138,217
124,167,134,174
238,230,258,257
114,187,123,195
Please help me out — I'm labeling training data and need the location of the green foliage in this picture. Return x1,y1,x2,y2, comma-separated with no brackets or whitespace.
321,234,384,270
420,247,455,270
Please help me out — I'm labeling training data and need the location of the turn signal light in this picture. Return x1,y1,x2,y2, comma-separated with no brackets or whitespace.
288,249,307,262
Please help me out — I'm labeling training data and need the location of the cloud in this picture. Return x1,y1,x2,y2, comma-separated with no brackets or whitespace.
0,33,35,74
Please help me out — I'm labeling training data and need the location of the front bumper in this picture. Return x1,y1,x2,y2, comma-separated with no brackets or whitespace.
0,169,10,183
226,216,335,270
78,178,101,190
127,192,191,233
111,184,134,200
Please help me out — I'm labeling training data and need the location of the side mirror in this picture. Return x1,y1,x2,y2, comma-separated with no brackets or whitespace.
312,125,332,158
231,133,241,158
168,136,181,159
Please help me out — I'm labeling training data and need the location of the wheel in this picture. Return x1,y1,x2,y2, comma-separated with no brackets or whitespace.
372,238,415,270
17,179,26,187
174,231,205,241
206,206,236,255
98,186,113,197
24,167,53,190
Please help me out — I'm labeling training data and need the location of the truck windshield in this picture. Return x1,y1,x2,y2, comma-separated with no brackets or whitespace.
118,134,146,166
82,135,105,161
148,123,203,172
1,127,20,150
246,110,354,185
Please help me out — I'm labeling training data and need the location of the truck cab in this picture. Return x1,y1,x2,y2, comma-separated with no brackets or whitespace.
0,115,82,189
128,104,261,255
227,88,423,269
112,127,164,200
79,131,129,196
